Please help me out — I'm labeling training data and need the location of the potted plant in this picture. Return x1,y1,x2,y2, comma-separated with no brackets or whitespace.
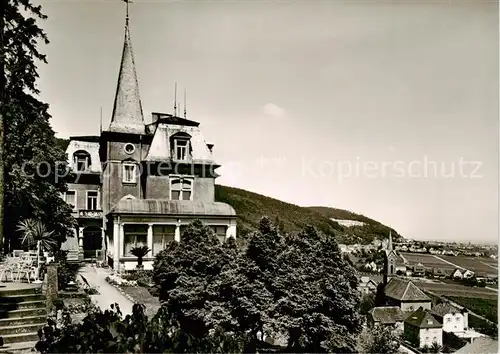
17,219,57,283
130,246,150,270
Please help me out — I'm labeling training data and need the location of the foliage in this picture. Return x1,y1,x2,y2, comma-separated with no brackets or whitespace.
151,220,244,352
38,219,363,353
105,274,137,287
151,218,362,353
122,269,153,288
359,293,376,316
16,218,57,252
2,0,76,253
130,246,150,267
356,325,400,354
54,250,80,290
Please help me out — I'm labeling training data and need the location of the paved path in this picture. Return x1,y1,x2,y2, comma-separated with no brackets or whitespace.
78,264,133,317
432,255,466,270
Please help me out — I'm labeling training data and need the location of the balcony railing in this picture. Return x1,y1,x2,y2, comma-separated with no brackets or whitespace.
78,209,103,218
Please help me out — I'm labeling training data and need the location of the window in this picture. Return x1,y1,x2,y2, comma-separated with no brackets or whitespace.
433,337,436,342
124,143,135,155
447,317,452,323
455,316,461,322
87,191,98,210
174,139,189,160
153,225,176,256
211,226,227,244
123,163,137,183
170,177,193,200
73,151,91,172
123,225,147,256
65,191,76,210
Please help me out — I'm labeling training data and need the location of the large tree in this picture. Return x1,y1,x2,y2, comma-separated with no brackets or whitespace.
1,0,75,251
247,220,362,352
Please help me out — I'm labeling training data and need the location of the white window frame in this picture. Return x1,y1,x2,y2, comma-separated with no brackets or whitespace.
64,190,77,211
122,162,137,184
173,138,190,161
122,225,148,257
169,176,194,201
86,190,99,210
73,152,90,172
152,225,176,256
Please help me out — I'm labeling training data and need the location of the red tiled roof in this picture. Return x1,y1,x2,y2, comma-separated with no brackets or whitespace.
384,278,431,302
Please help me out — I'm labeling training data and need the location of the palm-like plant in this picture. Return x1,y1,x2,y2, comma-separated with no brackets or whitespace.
17,219,58,281
17,219,57,252
430,342,442,353
130,246,150,268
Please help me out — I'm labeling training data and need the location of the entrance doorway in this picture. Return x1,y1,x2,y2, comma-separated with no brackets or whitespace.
83,226,102,259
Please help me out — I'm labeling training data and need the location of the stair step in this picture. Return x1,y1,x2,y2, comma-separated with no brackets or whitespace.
0,294,45,304
0,323,45,336
0,287,41,297
0,341,37,353
0,308,46,319
0,316,47,327
0,301,45,311
1,332,39,345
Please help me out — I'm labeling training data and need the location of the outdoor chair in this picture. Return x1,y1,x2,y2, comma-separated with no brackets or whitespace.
15,260,35,283
1,257,20,282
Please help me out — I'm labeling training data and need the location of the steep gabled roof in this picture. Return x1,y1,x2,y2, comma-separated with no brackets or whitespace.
384,278,431,302
404,308,442,329
369,306,405,325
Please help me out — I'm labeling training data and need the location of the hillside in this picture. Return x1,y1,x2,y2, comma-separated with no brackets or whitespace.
215,185,402,244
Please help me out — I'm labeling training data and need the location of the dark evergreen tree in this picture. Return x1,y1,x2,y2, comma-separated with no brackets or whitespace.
1,0,75,251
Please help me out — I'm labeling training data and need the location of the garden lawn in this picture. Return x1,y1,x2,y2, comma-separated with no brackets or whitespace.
120,285,161,319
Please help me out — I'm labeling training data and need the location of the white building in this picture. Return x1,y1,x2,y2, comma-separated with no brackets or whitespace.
403,308,443,349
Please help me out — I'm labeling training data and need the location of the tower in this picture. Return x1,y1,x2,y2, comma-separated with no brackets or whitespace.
383,230,397,285
101,0,146,216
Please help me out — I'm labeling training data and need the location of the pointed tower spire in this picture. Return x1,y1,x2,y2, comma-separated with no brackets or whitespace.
388,229,393,251
109,0,145,134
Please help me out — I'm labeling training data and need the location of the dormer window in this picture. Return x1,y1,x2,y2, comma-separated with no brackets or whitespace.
170,132,192,161
175,139,188,160
73,151,91,172
170,177,193,200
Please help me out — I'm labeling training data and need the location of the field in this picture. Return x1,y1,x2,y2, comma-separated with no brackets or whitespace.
400,252,455,271
439,255,498,277
415,281,498,300
400,252,498,278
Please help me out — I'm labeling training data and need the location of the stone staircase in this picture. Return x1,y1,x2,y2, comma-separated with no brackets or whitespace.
0,285,47,353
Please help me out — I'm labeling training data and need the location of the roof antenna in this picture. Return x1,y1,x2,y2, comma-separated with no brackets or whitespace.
183,88,187,118
99,106,103,134
173,82,177,116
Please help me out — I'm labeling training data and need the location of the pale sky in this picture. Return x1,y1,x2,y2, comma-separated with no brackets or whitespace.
34,0,498,244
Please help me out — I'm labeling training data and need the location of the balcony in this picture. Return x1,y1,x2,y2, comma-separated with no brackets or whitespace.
78,209,103,219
